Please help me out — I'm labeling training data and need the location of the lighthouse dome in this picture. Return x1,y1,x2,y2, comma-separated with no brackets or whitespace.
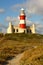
21,8,24,11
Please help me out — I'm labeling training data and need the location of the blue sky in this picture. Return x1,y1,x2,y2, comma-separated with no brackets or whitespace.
0,0,27,25
0,0,43,34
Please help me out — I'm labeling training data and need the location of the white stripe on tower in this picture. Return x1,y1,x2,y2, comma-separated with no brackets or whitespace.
19,20,26,24
19,8,26,28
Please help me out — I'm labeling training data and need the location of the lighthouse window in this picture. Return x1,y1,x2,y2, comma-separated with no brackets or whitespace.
16,29,18,32
13,29,15,32
27,29,29,33
30,30,32,33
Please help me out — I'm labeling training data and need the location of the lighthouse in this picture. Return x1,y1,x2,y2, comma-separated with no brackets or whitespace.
19,8,26,29
7,8,36,34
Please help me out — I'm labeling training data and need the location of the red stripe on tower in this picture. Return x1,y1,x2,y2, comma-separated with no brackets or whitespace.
19,8,26,28
20,15,26,20
19,24,26,28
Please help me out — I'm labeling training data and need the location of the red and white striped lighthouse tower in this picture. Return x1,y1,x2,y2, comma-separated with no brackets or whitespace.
19,8,26,29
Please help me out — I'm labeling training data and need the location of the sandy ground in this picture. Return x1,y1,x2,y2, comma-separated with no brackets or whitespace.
7,53,24,65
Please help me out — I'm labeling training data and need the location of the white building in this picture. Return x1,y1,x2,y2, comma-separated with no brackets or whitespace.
7,8,36,34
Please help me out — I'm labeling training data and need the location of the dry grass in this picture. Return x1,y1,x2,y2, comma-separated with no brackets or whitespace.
0,33,43,65
20,46,43,65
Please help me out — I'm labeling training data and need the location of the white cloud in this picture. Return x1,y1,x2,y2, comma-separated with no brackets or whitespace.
0,8,5,13
5,16,16,22
33,21,43,34
26,19,33,26
28,0,43,15
11,0,43,15
5,16,19,26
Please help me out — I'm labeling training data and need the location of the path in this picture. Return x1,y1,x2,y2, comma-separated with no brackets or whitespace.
7,53,24,65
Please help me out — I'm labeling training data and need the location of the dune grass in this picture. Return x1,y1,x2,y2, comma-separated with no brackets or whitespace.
20,46,43,65
0,33,43,65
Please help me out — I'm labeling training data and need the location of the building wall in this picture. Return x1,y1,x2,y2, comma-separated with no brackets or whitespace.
30,24,36,34
7,22,14,33
7,23,36,34
13,26,27,33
